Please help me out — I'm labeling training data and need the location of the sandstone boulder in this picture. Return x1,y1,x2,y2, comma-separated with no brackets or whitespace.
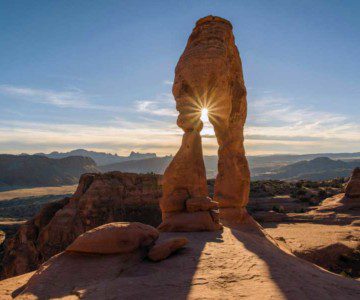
66,222,159,254
148,237,189,261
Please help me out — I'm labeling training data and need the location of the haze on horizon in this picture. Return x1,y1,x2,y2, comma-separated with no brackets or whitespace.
1,1,359,156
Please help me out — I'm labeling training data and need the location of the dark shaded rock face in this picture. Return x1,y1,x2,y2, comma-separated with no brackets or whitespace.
1,172,162,278
345,167,360,199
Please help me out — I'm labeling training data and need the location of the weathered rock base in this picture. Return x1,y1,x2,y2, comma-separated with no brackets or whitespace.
158,196,222,232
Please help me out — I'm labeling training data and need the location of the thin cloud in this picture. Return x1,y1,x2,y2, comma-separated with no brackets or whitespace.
247,97,359,142
1,87,359,155
0,119,182,156
136,93,177,117
0,84,123,112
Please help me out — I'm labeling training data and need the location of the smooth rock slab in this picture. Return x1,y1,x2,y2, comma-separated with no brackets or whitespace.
66,222,159,254
148,237,189,262
6,224,360,300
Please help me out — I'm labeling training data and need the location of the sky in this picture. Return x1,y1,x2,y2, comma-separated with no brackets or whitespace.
0,0,359,156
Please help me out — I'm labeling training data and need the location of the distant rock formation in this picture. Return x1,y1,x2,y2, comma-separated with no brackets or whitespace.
37,149,157,166
1,172,162,278
159,16,250,231
0,155,98,189
253,157,360,181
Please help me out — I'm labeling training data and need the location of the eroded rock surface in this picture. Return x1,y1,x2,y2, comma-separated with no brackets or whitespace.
1,172,162,278
159,15,250,231
262,192,360,278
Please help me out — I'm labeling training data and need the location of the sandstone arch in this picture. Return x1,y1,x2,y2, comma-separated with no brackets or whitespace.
159,16,250,232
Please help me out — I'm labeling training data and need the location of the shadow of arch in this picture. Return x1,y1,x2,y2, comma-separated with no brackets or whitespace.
16,230,224,299
228,219,360,299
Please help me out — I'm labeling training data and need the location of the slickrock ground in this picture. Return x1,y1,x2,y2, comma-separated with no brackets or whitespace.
0,219,359,299
263,193,360,278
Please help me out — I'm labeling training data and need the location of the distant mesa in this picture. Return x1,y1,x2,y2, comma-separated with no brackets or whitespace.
0,154,98,190
252,157,360,181
37,148,157,166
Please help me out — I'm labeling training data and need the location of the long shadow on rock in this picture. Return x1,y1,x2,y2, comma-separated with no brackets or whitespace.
229,219,360,300
17,230,223,299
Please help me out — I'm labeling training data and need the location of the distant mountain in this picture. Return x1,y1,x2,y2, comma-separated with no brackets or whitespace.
248,152,360,174
99,153,360,180
6,150,360,183
0,155,98,190
100,156,173,175
35,149,156,166
99,155,219,179
253,157,360,181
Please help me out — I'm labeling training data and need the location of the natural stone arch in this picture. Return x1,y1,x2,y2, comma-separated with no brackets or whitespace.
158,16,250,232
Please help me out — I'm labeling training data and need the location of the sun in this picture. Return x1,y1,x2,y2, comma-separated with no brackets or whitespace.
200,108,209,122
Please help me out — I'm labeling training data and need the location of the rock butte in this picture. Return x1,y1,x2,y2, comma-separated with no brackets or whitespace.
159,15,250,232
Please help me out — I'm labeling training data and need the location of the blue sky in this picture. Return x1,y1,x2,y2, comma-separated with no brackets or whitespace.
0,0,359,155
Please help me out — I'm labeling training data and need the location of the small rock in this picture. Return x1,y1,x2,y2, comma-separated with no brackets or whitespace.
148,237,189,261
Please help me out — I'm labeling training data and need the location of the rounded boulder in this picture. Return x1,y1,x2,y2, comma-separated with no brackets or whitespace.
66,222,159,254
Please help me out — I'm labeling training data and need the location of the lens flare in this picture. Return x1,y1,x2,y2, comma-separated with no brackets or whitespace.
200,108,209,122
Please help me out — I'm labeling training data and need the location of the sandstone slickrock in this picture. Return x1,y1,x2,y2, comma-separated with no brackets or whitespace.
159,15,250,231
148,237,189,262
1,172,162,278
66,222,159,254
3,226,360,299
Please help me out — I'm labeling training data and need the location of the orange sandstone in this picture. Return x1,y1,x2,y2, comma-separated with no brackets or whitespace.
159,15,250,231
